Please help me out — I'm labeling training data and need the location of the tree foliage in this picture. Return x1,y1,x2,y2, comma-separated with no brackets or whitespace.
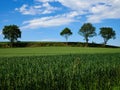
78,23,96,46
99,27,116,45
2,25,21,43
60,27,72,43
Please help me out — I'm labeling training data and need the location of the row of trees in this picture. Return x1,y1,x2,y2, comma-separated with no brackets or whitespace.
2,23,116,47
60,23,116,46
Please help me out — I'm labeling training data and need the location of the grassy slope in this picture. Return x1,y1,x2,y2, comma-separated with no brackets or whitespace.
0,47,120,57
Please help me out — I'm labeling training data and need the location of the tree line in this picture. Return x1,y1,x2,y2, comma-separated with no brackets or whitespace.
2,23,116,47
60,23,116,46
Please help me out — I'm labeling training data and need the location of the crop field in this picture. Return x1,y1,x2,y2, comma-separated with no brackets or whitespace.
0,47,120,57
0,47,120,90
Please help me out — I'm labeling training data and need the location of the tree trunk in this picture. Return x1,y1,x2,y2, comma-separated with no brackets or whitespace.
85,38,89,47
65,36,68,46
10,39,14,47
103,39,107,47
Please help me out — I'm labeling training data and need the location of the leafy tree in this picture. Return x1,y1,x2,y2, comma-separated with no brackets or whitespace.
78,23,96,46
100,27,116,46
60,27,72,45
2,25,21,47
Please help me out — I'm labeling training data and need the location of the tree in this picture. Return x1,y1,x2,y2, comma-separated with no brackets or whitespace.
99,27,116,46
60,27,72,45
78,23,96,46
2,25,21,47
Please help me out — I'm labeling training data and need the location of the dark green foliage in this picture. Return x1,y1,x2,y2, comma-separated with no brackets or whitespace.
100,27,116,45
0,54,120,90
0,42,119,48
2,25,21,44
60,27,72,44
78,23,96,46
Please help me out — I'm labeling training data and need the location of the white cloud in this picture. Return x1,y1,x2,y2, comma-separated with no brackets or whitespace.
33,0,120,23
58,0,90,11
41,2,59,14
19,0,120,29
15,4,36,15
21,11,78,29
56,0,120,23
87,2,120,23
15,2,59,15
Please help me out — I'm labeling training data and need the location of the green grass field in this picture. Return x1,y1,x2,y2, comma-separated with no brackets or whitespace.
0,47,120,90
0,47,120,57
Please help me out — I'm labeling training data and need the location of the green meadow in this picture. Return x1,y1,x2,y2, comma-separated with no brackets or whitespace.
0,47,120,57
0,47,120,90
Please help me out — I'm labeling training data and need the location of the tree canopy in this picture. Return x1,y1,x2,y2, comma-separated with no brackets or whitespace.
78,23,96,46
2,25,21,43
99,27,116,45
60,27,72,44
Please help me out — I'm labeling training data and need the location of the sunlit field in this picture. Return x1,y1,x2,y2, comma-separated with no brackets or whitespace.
0,47,120,90
0,47,120,57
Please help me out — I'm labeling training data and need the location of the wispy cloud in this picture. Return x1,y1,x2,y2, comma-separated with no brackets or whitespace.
15,2,59,15
57,0,120,23
86,1,120,23
18,0,120,29
21,11,79,29
35,0,120,23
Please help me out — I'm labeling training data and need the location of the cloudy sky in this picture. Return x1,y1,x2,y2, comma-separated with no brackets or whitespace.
0,0,120,46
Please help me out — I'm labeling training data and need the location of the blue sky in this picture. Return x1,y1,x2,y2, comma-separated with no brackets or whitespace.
0,0,120,46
